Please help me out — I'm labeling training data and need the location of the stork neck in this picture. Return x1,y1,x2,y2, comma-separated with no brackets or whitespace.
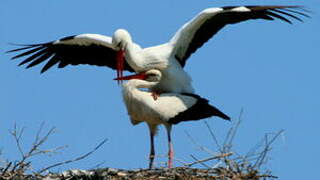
122,80,158,102
123,43,143,70
125,79,159,90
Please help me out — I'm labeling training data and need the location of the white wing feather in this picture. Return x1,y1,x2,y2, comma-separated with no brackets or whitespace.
169,8,223,60
54,34,115,49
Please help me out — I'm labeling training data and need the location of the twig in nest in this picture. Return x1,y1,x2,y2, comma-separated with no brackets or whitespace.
185,152,233,167
204,121,222,153
253,130,284,169
38,138,108,174
223,108,243,153
184,130,215,156
190,155,211,168
11,123,25,158
258,174,278,179
90,160,107,169
183,109,281,179
1,162,12,176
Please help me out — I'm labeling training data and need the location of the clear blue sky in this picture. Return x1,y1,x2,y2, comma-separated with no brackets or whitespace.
0,0,318,179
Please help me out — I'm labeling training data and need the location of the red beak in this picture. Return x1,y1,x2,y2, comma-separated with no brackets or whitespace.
116,50,125,84
114,72,147,81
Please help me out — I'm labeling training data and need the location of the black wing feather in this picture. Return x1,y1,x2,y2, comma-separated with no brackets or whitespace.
177,6,309,66
18,48,48,66
11,46,44,60
26,52,54,68
8,38,135,73
271,9,304,22
41,56,60,73
264,11,292,24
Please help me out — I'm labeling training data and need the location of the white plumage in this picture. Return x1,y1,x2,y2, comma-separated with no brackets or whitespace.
117,69,230,169
8,5,308,94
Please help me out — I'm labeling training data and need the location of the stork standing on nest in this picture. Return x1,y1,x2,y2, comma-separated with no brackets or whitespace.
8,6,308,94
115,69,230,169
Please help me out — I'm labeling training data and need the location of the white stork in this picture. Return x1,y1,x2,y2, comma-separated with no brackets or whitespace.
115,69,230,169
8,5,308,93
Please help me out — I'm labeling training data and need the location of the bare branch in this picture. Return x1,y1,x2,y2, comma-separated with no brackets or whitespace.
182,109,282,179
223,108,243,153
90,161,107,169
9,123,25,159
184,130,215,156
10,125,27,172
27,127,56,157
173,158,189,166
258,174,278,179
204,121,222,153
253,130,284,169
10,124,57,173
38,138,108,174
1,162,12,176
189,155,211,168
185,152,233,167
34,122,45,147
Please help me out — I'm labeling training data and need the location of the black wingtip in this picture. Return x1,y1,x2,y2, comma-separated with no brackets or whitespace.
210,105,231,121
167,93,231,124
245,5,310,24
6,46,33,53
220,113,231,121
224,115,231,121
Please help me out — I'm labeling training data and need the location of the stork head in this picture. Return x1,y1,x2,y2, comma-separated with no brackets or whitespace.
113,29,132,84
112,29,132,50
114,69,162,82
114,69,161,89
144,69,162,82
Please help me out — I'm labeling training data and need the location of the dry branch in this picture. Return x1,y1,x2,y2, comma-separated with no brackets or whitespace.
38,138,108,174
179,109,280,179
1,123,108,179
185,152,232,167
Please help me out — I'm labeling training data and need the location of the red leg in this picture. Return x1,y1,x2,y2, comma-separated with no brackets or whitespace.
167,127,174,168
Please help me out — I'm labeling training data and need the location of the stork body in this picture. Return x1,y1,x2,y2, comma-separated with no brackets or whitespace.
117,38,194,93
8,5,308,94
117,69,230,169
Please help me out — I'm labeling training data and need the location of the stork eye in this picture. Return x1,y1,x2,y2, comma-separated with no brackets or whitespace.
148,74,156,77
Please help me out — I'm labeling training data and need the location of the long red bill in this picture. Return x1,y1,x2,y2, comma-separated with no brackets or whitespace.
116,50,125,84
113,72,147,81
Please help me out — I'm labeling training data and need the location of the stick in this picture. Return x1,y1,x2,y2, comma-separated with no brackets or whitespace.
38,138,108,174
185,152,233,167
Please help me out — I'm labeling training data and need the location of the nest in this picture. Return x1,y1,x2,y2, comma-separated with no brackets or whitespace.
0,166,277,180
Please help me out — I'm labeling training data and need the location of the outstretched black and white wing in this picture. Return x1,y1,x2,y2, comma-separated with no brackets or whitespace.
170,5,309,67
8,34,134,73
